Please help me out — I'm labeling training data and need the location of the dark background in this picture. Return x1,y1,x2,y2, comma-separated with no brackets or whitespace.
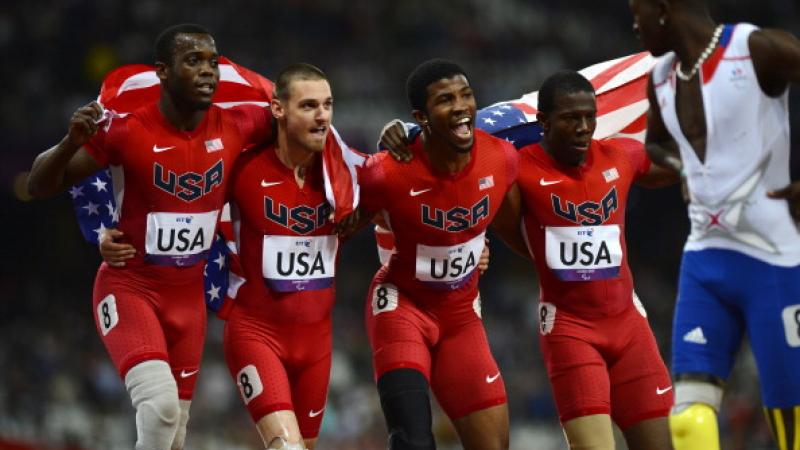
1,1,798,449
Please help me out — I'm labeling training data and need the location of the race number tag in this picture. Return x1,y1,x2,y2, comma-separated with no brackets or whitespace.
262,235,338,292
415,232,485,290
545,225,622,281
144,210,219,266
236,364,263,405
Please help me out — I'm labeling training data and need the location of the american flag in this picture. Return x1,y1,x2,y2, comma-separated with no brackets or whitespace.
375,52,658,263
478,175,495,191
477,51,655,148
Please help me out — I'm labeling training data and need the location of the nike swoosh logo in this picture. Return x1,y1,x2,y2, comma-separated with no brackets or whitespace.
539,178,562,186
656,386,673,395
485,373,501,383
409,188,432,197
308,408,325,418
180,369,199,378
153,145,176,153
261,180,283,188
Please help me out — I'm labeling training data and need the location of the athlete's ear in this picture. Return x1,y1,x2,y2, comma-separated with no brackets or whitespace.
536,111,549,131
658,0,671,22
412,110,428,127
154,61,168,82
271,98,285,120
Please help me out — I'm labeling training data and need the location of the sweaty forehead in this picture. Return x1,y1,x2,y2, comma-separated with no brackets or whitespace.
172,33,216,56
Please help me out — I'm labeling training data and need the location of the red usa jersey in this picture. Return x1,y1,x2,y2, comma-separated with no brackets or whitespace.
85,103,271,281
228,146,337,324
518,138,650,317
359,130,518,302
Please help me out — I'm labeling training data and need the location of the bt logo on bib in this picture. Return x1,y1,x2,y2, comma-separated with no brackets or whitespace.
262,235,338,292
545,225,623,281
145,210,219,266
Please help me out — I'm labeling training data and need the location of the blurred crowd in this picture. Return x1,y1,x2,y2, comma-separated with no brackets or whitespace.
1,1,798,449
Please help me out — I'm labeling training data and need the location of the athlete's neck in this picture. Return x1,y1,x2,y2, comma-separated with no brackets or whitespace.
275,129,317,185
540,139,584,167
421,132,472,174
158,94,207,131
670,15,719,70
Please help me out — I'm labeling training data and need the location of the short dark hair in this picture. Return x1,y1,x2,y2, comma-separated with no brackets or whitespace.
154,23,212,65
274,63,328,101
537,70,595,114
406,59,468,111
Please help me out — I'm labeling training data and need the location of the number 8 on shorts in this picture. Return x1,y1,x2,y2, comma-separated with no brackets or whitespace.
372,283,398,315
97,294,119,336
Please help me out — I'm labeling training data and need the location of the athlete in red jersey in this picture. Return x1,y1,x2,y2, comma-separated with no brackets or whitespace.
511,71,677,450
223,64,341,450
27,25,271,450
355,59,520,450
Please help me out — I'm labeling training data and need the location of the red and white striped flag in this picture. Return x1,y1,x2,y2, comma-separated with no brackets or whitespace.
500,51,655,142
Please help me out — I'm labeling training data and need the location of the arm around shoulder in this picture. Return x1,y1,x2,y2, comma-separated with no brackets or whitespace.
491,183,530,259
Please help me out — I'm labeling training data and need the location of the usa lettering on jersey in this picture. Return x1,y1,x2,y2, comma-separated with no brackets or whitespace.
552,187,618,226
154,160,224,202
264,198,330,235
421,196,490,232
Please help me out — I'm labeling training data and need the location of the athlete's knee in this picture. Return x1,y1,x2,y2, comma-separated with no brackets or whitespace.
562,415,614,450
377,369,436,450
669,379,722,450
266,437,306,449
126,360,181,448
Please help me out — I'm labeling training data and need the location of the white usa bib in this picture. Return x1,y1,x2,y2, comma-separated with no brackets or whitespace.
145,210,219,266
545,225,622,281
415,232,484,290
262,235,338,292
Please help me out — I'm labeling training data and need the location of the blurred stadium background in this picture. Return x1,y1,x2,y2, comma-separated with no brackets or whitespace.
2,1,798,449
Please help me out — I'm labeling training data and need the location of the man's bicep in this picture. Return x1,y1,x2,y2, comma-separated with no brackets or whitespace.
751,29,800,93
62,147,103,189
491,184,528,257
645,75,673,146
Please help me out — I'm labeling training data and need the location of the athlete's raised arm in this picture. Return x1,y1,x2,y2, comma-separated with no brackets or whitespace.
28,101,104,198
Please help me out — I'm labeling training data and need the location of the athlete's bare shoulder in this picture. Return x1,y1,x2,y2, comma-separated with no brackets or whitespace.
749,28,800,96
